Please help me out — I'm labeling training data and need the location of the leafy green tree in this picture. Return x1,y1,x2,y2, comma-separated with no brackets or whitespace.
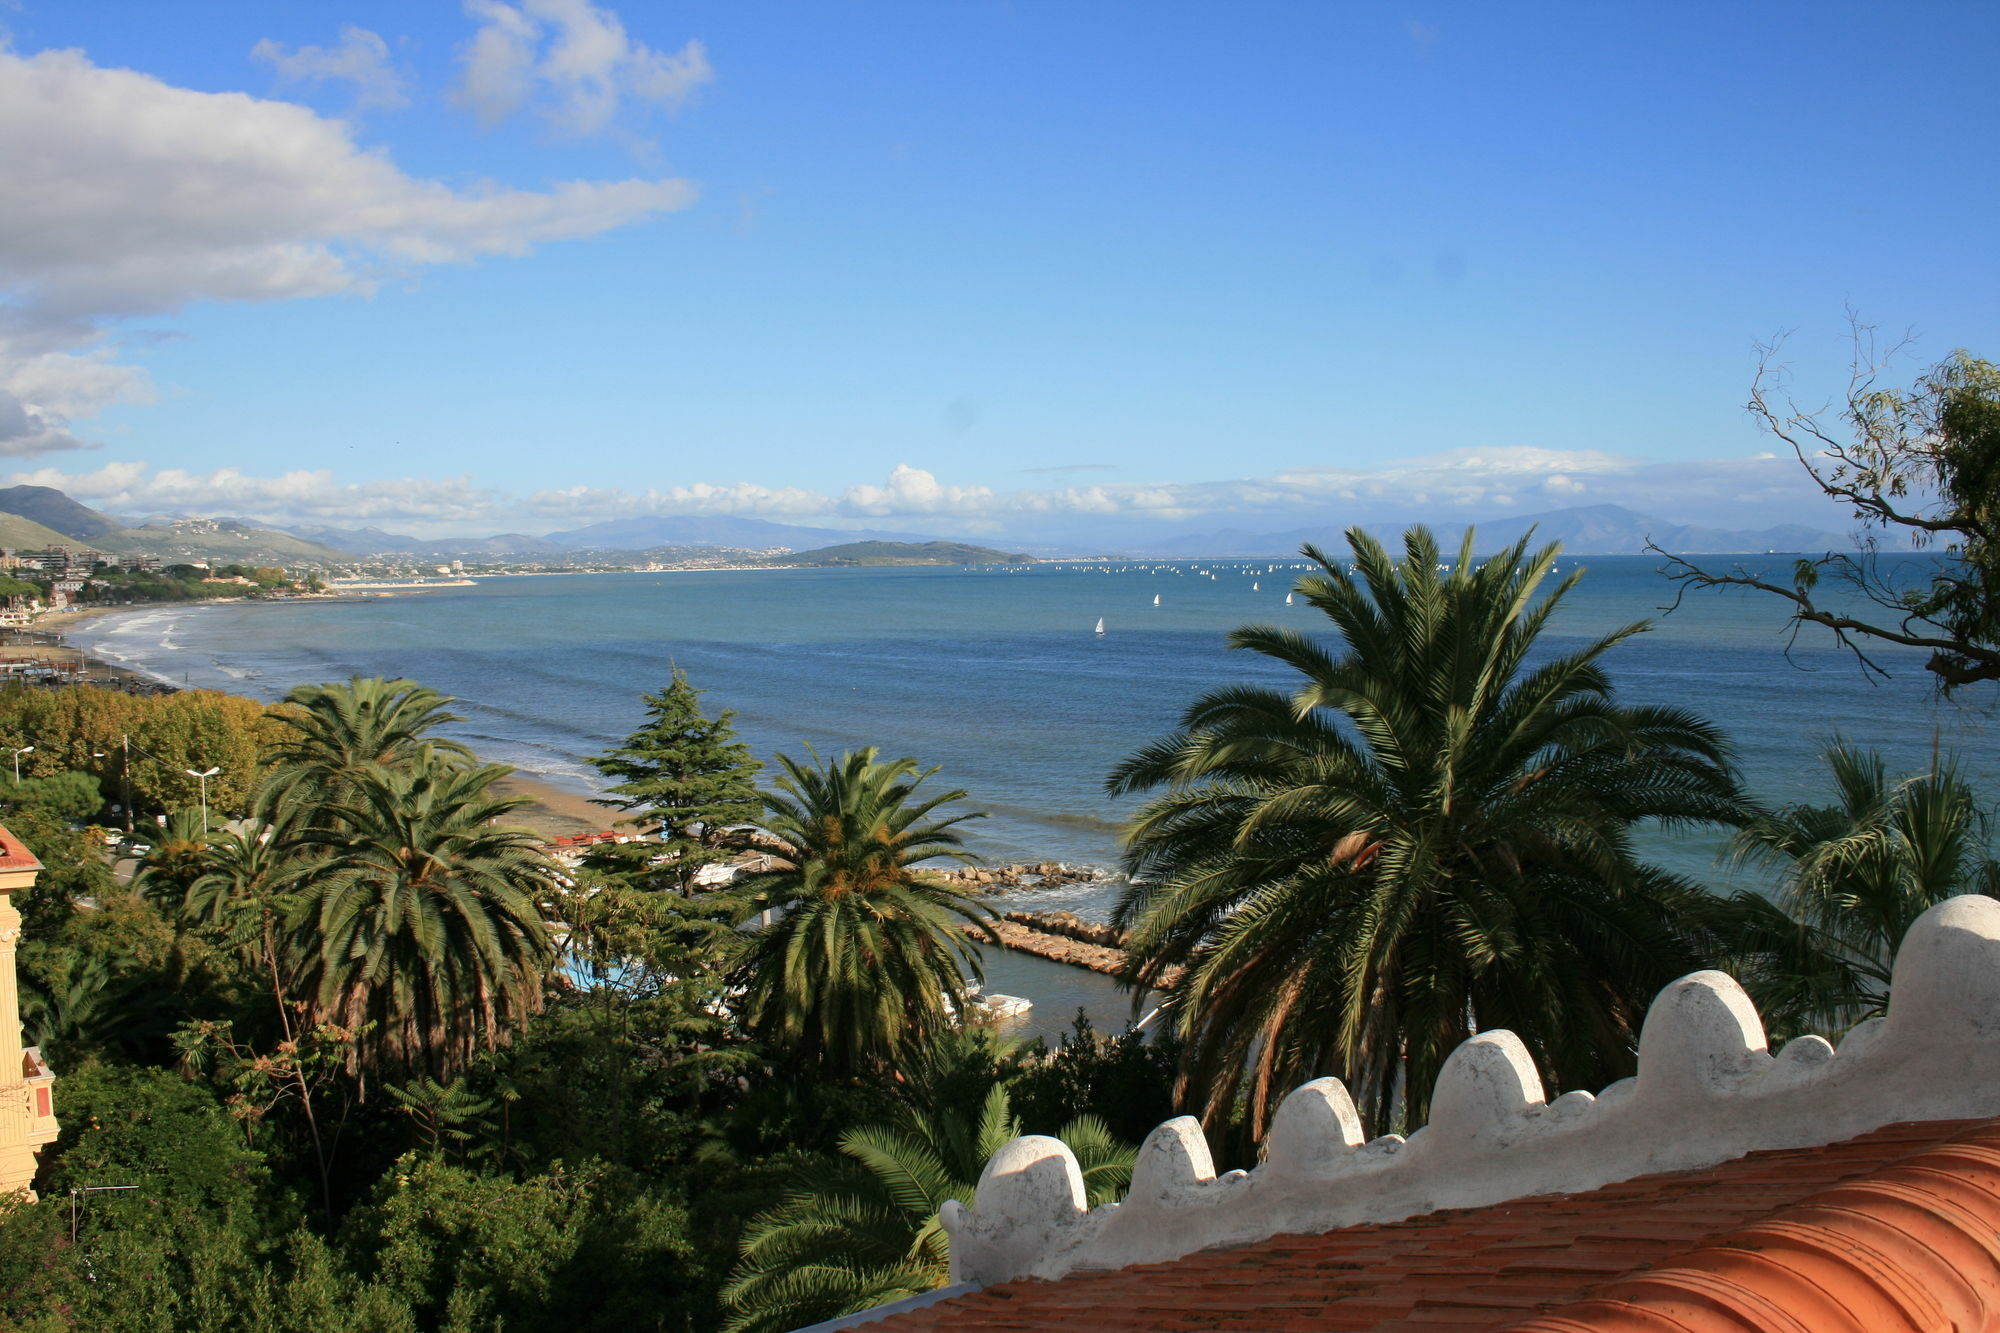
343,1155,702,1332
733,748,994,1076
1,771,104,824
1707,742,2000,1038
1111,527,1742,1137
129,692,266,817
1663,343,2000,692
590,668,763,894
41,1063,278,1241
299,760,555,1080
722,1084,1133,1333
520,876,755,1169
5,804,117,937
1009,1011,1179,1144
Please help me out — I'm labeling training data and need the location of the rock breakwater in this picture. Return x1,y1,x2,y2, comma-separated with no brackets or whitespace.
978,908,1183,988
932,862,1100,892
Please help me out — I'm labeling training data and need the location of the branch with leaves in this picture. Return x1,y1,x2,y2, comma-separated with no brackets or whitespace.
1657,328,2000,692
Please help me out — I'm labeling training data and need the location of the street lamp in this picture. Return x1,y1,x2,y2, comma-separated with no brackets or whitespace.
185,766,220,832
11,745,32,784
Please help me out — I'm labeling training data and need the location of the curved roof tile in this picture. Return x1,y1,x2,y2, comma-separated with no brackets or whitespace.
1507,1123,2000,1333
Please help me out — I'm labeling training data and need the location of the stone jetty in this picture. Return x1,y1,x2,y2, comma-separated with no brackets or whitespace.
978,906,1184,988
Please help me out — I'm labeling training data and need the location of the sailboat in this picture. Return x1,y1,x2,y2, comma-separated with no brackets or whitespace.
1251,582,1259,591
1285,592,1294,605
1152,594,1160,606
1094,617,1105,635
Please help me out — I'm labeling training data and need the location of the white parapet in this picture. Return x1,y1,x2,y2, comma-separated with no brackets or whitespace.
942,894,2000,1285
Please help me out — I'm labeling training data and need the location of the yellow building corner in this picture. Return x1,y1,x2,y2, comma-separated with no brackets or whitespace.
0,826,55,1200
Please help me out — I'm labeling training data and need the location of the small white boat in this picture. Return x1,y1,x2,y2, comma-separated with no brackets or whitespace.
1094,617,1105,635
1252,582,1259,591
1152,594,1160,606
1285,592,1294,605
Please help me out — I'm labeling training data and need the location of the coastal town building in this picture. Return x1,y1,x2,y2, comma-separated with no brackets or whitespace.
832,895,2000,1332
0,827,56,1200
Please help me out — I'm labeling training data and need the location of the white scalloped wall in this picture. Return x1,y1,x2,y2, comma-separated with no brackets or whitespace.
943,894,2000,1285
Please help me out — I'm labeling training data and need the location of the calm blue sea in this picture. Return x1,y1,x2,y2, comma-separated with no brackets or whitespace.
65,554,1997,1039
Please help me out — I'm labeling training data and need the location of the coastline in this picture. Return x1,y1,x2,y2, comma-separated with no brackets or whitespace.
38,602,627,840
4,606,168,692
38,596,1127,891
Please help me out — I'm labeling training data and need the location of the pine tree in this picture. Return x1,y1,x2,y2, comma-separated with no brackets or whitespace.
589,669,763,894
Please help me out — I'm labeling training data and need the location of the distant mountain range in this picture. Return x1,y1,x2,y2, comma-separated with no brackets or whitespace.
779,541,1036,567
545,515,942,551
0,484,1884,567
1139,504,1870,557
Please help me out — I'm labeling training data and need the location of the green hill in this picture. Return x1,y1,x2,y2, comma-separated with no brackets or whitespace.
97,519,349,566
0,485,123,542
779,541,1037,566
0,511,108,553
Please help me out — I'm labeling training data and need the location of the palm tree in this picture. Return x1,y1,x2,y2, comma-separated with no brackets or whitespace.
297,759,556,1080
722,1084,1132,1333
259,676,474,822
733,748,995,1075
1709,741,2000,1038
184,824,309,1031
1110,526,1742,1138
132,808,215,912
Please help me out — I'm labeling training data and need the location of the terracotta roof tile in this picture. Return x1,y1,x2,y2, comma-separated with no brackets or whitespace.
0,824,40,872
866,1118,2000,1332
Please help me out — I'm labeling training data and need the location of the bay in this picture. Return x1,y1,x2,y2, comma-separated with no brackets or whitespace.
65,554,1997,1041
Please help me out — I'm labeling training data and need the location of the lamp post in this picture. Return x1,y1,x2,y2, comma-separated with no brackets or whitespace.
10,746,31,784
184,766,220,833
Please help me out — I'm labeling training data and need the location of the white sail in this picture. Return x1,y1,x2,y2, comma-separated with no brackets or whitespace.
1285,592,1294,605
1094,617,1105,635
1252,582,1259,591
1152,594,1160,605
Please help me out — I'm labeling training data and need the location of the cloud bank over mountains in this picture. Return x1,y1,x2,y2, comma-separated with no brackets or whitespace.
2,447,1836,546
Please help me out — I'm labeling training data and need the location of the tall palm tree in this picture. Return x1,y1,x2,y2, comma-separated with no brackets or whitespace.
297,759,556,1080
259,676,474,823
1709,741,2000,1038
722,1083,1132,1333
1111,526,1742,1137
733,748,995,1075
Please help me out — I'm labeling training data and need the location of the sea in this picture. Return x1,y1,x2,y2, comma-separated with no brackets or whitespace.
65,554,1998,1041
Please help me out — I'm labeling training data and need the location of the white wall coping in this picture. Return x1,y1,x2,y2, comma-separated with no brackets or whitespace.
943,894,2000,1285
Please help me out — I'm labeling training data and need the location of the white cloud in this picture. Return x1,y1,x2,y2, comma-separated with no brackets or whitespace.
5,461,502,525
251,25,409,110
4,450,1842,542
0,347,154,421
526,479,828,524
453,0,713,136
0,44,698,328
0,42,698,455
838,464,994,516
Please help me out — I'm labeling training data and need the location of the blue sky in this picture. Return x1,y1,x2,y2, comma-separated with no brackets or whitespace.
0,1,1995,542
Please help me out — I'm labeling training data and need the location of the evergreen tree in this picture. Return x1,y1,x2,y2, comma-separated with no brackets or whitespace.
590,669,763,894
